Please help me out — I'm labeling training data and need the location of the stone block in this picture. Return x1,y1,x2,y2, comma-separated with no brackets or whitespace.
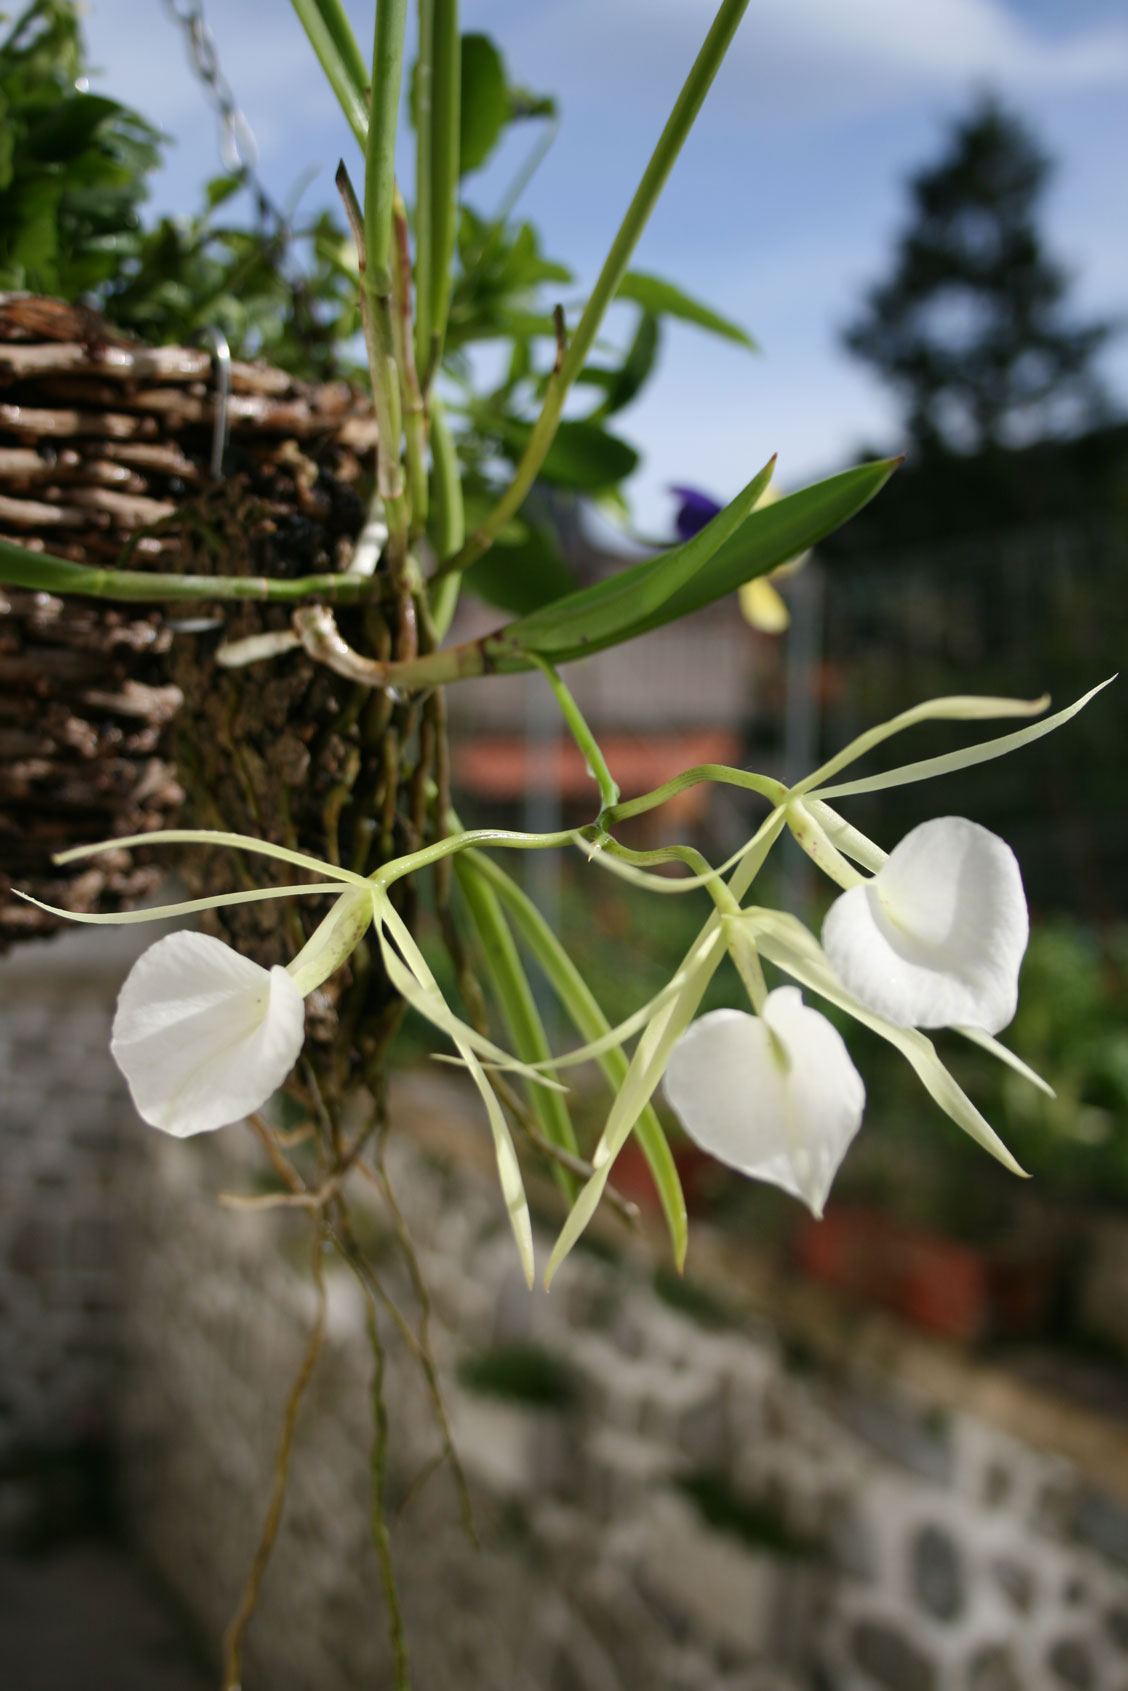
967,1642,1022,1691
851,1615,937,1691
1075,1489,1128,1568
449,1391,561,1499
838,1384,953,1483
633,1488,777,1658
1047,1636,1096,1688
909,1522,964,1622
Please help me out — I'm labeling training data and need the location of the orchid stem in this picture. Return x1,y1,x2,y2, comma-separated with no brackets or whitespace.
528,654,619,819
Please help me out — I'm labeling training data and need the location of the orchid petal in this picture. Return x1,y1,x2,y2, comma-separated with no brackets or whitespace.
744,907,1024,1175
822,817,1028,1033
739,576,790,633
13,882,351,926
791,691,1050,799
55,828,371,887
813,678,1113,801
110,931,306,1137
544,923,728,1286
957,1025,1055,1098
663,990,865,1216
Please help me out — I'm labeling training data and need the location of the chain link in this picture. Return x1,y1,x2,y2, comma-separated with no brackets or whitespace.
162,0,260,179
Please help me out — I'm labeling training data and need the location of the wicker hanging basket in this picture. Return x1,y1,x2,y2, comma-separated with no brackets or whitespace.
0,294,378,951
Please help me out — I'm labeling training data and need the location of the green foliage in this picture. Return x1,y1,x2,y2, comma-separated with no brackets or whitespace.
456,1342,579,1408
652,1265,738,1330
460,508,578,615
616,270,757,352
489,460,893,666
458,32,508,175
842,921,1128,1218
677,1473,819,1558
844,94,1111,456
0,0,161,296
0,0,360,378
104,200,362,379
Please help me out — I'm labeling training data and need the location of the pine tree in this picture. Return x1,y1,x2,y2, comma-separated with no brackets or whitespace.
844,96,1112,457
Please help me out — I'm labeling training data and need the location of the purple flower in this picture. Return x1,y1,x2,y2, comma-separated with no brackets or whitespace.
669,485,722,542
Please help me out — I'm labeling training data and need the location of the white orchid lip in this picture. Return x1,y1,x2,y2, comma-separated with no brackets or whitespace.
663,987,865,1216
821,816,1028,1034
110,930,307,1138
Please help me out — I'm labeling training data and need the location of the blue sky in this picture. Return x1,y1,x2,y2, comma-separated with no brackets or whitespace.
82,1,1128,530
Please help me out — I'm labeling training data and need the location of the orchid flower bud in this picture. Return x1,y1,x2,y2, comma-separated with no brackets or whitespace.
663,986,866,1216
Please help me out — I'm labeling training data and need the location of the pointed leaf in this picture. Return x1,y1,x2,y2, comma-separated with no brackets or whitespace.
489,459,896,667
454,856,580,1199
498,456,776,660
459,33,509,174
461,851,688,1268
617,270,757,351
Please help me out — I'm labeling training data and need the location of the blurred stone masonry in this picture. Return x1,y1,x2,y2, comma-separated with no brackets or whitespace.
3,932,1128,1689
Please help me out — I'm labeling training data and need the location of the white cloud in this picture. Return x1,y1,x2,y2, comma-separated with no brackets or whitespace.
761,0,1128,86
492,0,1128,124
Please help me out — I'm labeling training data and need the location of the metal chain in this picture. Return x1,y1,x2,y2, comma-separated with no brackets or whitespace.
160,0,340,382
161,0,262,185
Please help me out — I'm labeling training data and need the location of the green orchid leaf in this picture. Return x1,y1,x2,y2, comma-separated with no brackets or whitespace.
617,269,757,351
462,517,580,615
498,416,640,493
465,849,688,1270
454,857,580,1202
580,310,661,418
496,455,776,661
460,33,509,175
489,458,895,668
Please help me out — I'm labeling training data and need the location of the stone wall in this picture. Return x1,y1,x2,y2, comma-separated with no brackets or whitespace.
0,926,144,1463
3,936,1128,1689
116,1075,1128,1691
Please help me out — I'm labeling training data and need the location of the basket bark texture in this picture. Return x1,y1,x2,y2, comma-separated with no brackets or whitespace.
0,295,379,955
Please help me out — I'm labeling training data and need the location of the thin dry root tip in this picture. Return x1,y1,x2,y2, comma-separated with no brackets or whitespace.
292,605,393,689
215,630,302,669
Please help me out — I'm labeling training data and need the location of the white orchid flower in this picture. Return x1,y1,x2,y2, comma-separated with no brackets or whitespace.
821,816,1028,1034
663,988,865,1215
545,681,1111,1281
108,884,377,1137
19,826,567,1286
110,930,308,1137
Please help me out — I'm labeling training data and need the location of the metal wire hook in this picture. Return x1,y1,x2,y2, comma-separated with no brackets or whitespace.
190,324,232,480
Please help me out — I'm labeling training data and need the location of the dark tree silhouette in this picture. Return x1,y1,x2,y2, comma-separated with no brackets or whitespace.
845,96,1113,457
